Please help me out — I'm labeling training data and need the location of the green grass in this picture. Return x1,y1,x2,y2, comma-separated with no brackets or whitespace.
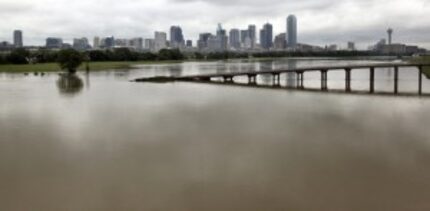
410,56,430,78
0,61,183,73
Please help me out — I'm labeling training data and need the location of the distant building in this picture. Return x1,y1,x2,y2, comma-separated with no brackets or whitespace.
100,36,115,49
260,23,273,50
371,39,386,52
154,32,167,52
197,33,212,50
347,42,356,51
13,30,23,48
93,37,100,49
115,39,128,47
216,24,228,51
186,40,192,47
243,37,253,50
170,26,184,48
145,39,155,51
229,29,241,49
274,33,286,50
297,43,324,52
248,25,256,49
327,44,338,51
204,24,228,52
287,15,298,48
129,38,143,51
0,41,14,51
381,44,405,55
46,37,63,49
240,29,249,45
73,37,91,51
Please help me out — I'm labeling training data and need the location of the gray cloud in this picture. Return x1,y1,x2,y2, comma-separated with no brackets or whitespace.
0,0,429,49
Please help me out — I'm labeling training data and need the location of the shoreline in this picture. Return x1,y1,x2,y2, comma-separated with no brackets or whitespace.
0,56,429,78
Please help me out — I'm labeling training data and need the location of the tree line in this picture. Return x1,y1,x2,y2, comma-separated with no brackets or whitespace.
0,47,380,65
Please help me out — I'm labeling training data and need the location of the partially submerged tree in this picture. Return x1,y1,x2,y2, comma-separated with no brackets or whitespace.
57,49,83,74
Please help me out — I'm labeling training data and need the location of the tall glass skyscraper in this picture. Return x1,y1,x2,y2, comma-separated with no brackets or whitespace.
13,30,23,48
170,26,184,48
286,15,297,48
260,23,273,50
248,25,256,48
229,29,241,49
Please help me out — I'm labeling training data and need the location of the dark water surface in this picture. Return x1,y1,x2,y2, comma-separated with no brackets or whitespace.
1,58,430,210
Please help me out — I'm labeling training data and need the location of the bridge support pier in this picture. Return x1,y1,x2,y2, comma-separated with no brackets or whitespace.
199,77,211,81
272,73,280,86
394,66,399,94
370,67,375,93
418,66,423,95
224,76,234,83
321,70,328,90
345,68,351,92
296,72,304,89
248,74,257,84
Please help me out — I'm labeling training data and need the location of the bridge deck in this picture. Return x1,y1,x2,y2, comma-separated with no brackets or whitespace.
134,62,430,82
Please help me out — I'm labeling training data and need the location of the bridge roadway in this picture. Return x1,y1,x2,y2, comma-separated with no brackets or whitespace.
134,62,430,95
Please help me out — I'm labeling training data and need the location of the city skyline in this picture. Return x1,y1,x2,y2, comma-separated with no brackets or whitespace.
0,0,429,49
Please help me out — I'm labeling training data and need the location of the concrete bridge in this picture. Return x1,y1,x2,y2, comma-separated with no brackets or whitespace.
134,63,430,95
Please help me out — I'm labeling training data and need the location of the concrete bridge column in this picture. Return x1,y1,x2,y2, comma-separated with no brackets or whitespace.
272,73,280,86
345,68,352,92
300,72,304,89
394,66,399,94
224,76,234,83
370,67,375,93
321,70,328,90
248,74,257,84
418,66,423,95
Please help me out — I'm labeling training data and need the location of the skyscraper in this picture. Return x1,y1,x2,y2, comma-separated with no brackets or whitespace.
197,33,212,50
154,31,167,52
145,39,155,51
248,25,256,48
13,30,23,48
73,37,90,51
274,33,287,49
260,23,273,50
103,36,115,49
46,38,63,49
229,29,241,49
130,38,144,51
240,30,249,44
287,15,298,48
170,26,184,48
216,24,228,51
93,37,100,49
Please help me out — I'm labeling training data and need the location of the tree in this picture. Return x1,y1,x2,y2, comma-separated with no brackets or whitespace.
158,49,184,60
6,48,30,64
57,49,83,74
113,48,138,61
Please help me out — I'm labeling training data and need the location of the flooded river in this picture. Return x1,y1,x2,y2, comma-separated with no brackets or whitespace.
1,58,430,210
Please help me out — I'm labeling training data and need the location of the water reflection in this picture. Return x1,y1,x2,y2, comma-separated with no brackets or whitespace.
167,65,183,77
259,61,274,84
2,58,430,211
56,74,84,96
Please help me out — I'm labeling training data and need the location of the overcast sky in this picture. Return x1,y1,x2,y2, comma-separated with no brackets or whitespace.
0,0,429,49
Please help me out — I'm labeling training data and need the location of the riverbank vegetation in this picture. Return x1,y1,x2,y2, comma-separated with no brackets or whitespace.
410,56,430,78
0,47,392,73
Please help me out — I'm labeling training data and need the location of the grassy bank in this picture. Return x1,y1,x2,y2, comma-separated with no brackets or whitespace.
0,61,183,73
410,56,430,78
